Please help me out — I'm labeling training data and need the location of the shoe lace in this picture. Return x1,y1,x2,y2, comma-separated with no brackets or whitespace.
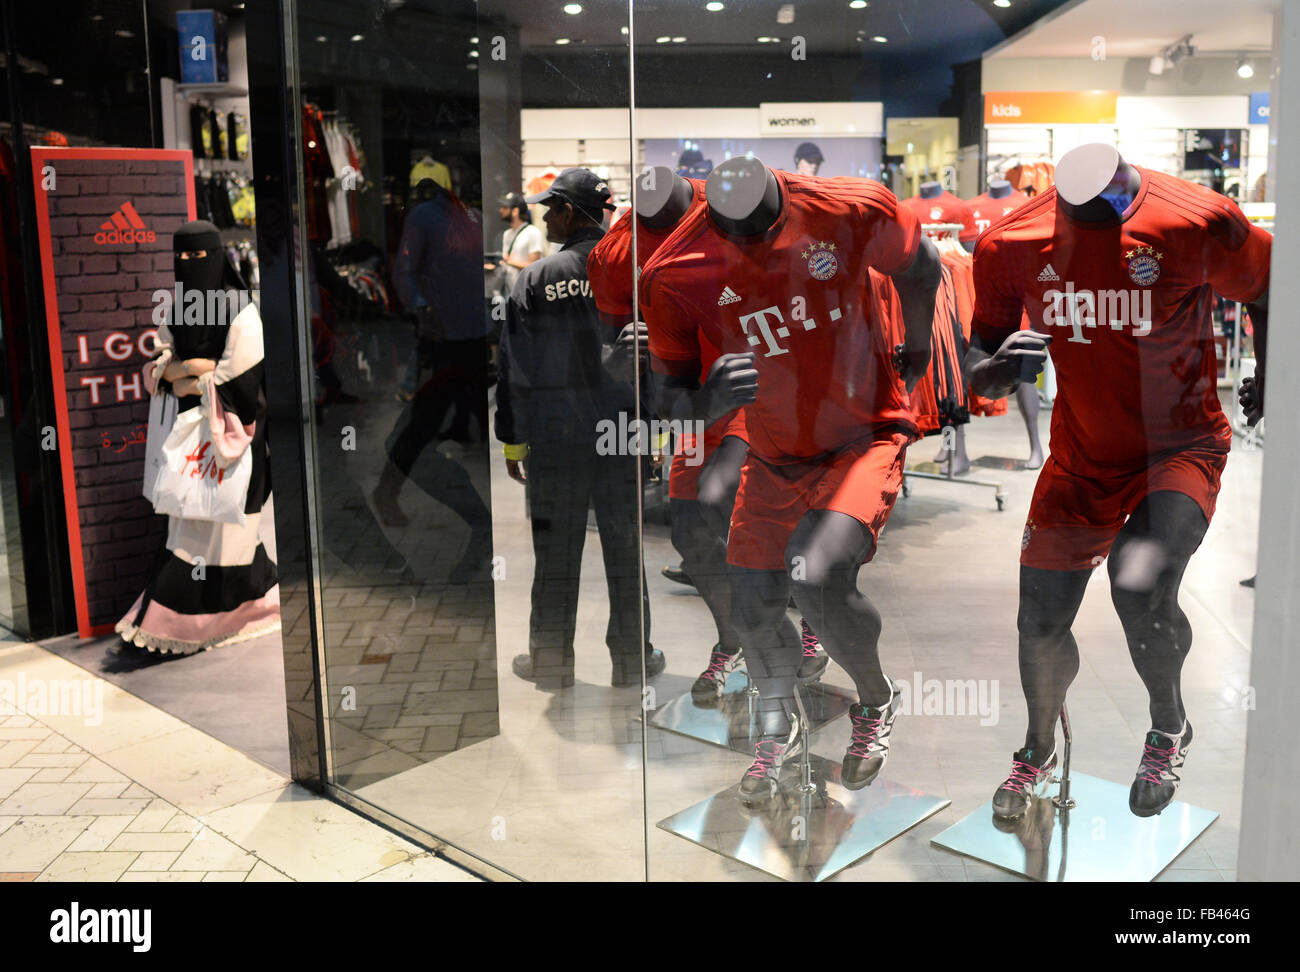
1137,740,1178,784
702,648,732,681
745,739,783,779
800,620,819,657
1000,758,1045,793
846,709,885,759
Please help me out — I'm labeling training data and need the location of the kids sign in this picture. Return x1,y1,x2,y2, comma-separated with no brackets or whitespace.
30,147,195,637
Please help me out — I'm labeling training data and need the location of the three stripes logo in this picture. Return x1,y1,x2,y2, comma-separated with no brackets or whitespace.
1036,263,1060,282
94,201,156,246
717,286,741,306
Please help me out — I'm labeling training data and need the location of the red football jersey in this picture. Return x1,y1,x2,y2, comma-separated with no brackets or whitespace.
967,189,1029,239
642,169,921,462
901,190,978,243
972,167,1271,474
586,178,707,319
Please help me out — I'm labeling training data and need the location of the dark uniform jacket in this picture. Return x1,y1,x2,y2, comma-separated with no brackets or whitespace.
495,226,639,448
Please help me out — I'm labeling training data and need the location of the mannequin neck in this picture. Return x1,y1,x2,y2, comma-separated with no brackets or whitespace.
987,180,1013,199
1059,159,1141,223
919,182,943,199
706,161,783,237
638,171,695,231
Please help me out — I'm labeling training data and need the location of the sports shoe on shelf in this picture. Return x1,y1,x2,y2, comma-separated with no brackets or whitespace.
738,711,804,807
991,746,1058,820
1129,721,1193,817
796,619,828,682
691,646,743,703
841,683,903,790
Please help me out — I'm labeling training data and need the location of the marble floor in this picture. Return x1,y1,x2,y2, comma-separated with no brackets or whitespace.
0,639,478,883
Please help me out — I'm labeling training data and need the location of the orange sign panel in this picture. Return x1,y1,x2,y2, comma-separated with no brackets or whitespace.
984,91,1118,125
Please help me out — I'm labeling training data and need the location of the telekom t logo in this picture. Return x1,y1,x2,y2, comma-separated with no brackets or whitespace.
738,301,842,357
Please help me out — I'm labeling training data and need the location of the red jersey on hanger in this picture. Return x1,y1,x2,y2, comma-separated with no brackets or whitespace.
587,178,707,320
972,167,1271,474
901,190,978,243
642,169,921,462
967,189,1029,239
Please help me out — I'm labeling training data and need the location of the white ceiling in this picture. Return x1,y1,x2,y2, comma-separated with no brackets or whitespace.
988,0,1278,59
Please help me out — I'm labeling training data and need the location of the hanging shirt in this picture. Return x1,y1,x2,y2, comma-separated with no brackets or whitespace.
972,167,1271,475
966,189,1029,239
900,190,978,243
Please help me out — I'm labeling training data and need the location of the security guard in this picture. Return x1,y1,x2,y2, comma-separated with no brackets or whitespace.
495,168,665,688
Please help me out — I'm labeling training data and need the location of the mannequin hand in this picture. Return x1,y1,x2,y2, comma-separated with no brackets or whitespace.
699,352,758,420
604,322,649,382
506,458,527,484
975,330,1051,396
893,343,931,394
1239,375,1264,426
172,376,202,397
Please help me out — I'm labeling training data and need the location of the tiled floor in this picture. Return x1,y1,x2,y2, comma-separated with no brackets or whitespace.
0,639,479,883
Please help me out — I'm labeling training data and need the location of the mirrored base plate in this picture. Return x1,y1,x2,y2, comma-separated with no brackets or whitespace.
657,754,950,882
930,772,1218,882
646,674,854,754
973,455,1032,471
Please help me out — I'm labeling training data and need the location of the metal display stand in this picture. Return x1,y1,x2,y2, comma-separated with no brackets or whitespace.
930,704,1218,881
646,668,854,754
655,688,950,881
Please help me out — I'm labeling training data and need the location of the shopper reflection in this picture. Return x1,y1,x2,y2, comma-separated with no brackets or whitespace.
372,178,493,583
496,168,663,688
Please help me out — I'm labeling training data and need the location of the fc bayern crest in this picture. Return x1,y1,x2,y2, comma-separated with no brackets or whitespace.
1126,245,1163,286
802,240,839,280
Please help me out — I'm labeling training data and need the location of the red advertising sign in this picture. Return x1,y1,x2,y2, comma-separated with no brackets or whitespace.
29,148,196,637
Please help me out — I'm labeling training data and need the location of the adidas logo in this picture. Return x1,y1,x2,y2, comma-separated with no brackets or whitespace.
94,201,156,245
1037,264,1060,282
717,286,741,306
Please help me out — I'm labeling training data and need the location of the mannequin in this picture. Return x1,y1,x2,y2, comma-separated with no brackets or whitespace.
637,165,695,229
648,156,942,802
986,178,1014,200
965,143,1272,818
918,180,943,199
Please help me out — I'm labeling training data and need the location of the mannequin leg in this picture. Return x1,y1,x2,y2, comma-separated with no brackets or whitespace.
1017,566,1092,752
727,566,801,735
671,499,740,651
1017,382,1044,470
785,509,889,704
1107,491,1208,733
934,425,970,475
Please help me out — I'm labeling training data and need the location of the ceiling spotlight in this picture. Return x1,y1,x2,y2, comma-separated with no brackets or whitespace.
993,0,1011,8
350,34,364,42
114,28,134,38
563,3,582,13
1148,55,1166,75
51,77,64,85
556,38,571,45
469,50,479,57
1237,57,1255,79
706,1,724,10
315,35,328,42
672,36,686,43
872,35,888,43
777,3,795,23
849,0,868,7
656,36,671,43
620,26,629,34
471,36,479,43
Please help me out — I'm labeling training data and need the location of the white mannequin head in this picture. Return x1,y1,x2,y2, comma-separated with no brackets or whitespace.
1055,143,1121,205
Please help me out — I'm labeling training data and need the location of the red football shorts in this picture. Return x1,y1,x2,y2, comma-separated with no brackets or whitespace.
727,430,912,570
669,410,748,501
1020,446,1228,571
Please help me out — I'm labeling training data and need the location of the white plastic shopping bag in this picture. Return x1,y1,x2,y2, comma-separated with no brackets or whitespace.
141,391,179,502
150,406,252,526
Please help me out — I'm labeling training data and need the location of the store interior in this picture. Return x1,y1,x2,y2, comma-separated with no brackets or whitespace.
0,0,1284,881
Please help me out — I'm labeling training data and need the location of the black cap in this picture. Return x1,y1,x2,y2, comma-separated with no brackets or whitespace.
794,141,824,164
525,167,616,222
498,191,526,209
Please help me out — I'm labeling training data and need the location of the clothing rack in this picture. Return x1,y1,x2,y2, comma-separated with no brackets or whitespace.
901,223,1007,511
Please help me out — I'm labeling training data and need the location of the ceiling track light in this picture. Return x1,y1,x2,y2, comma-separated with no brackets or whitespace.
1236,56,1255,79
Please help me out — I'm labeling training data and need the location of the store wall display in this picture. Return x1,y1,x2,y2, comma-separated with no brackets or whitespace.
29,147,195,636
643,137,882,182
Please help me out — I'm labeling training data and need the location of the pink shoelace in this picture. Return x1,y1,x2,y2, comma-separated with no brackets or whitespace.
1137,740,1178,784
846,711,884,759
800,620,819,657
1000,758,1045,792
745,739,784,779
702,649,733,681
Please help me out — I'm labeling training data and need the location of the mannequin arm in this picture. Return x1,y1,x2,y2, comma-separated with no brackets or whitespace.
888,236,941,392
1239,294,1268,425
